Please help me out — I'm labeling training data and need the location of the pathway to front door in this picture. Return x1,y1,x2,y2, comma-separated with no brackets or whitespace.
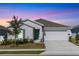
41,40,79,55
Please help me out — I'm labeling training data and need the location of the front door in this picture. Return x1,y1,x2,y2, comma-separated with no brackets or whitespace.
33,29,40,40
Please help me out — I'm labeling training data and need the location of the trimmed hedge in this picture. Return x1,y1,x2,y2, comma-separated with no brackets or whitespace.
1,39,34,45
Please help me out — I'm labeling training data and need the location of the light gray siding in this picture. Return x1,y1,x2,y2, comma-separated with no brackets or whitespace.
23,20,43,40
21,25,33,39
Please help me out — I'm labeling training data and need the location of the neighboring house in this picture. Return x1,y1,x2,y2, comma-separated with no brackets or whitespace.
7,20,45,43
0,25,7,41
35,19,71,41
71,25,79,38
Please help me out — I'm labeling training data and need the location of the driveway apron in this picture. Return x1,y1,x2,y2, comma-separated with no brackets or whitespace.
41,40,79,55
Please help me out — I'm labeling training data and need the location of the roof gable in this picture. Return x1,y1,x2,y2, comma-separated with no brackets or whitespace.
35,19,69,27
22,19,44,26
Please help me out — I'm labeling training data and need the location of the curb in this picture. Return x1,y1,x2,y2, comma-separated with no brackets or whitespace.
0,49,45,51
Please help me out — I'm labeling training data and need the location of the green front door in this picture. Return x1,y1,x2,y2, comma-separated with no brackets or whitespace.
33,29,40,40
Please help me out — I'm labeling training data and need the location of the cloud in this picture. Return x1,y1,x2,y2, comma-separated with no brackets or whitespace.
44,9,79,17
0,18,11,26
0,9,79,26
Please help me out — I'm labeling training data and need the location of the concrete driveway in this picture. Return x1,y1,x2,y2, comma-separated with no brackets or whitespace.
41,40,79,55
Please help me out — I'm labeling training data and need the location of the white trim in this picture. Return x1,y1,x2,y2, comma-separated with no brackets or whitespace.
24,20,44,26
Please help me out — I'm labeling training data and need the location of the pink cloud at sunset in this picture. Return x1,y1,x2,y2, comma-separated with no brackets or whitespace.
0,4,79,26
0,17,64,27
15,9,79,20
11,9,79,20
41,9,79,17
0,19,11,27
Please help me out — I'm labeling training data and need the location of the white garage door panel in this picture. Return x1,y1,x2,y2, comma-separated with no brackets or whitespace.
45,31,68,40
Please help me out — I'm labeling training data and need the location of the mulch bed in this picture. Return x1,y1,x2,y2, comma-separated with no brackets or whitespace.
0,43,45,49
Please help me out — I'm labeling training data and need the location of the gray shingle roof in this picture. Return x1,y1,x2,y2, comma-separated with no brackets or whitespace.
35,19,69,27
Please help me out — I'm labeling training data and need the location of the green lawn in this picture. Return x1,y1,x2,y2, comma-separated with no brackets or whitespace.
69,38,79,46
0,51,44,54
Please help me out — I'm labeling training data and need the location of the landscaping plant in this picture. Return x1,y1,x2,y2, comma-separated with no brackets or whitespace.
8,16,23,44
75,33,79,43
69,36,72,42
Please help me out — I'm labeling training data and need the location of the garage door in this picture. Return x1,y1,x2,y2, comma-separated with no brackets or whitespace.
45,31,69,41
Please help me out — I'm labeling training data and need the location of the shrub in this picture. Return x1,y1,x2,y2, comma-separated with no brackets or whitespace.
29,39,34,43
75,33,79,43
1,40,12,45
1,38,34,45
69,36,72,42
16,39,23,45
11,39,16,44
23,39,28,43
1,40,6,45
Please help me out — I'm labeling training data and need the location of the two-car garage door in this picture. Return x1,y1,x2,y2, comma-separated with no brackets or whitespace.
45,31,69,41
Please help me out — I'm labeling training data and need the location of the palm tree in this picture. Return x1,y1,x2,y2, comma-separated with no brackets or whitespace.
8,16,23,42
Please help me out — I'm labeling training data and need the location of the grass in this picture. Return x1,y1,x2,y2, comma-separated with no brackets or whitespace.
69,38,79,46
0,51,44,54
0,43,45,49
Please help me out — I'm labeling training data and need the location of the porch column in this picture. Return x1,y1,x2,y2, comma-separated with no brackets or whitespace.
41,26,45,42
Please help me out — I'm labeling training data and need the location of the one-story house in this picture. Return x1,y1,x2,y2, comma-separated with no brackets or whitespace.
35,19,71,41
0,19,71,42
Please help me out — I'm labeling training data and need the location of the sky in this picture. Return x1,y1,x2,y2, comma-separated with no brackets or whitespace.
0,3,79,26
